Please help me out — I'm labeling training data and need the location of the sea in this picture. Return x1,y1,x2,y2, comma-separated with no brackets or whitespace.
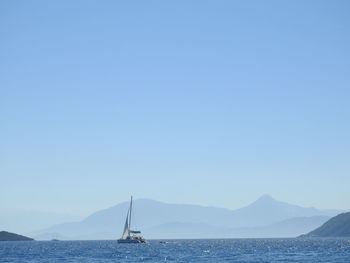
1,238,350,262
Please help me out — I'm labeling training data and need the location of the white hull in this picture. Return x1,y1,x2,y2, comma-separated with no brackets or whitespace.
117,239,143,244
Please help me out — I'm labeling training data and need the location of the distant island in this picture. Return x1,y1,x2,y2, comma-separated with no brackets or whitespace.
0,231,34,241
302,211,350,237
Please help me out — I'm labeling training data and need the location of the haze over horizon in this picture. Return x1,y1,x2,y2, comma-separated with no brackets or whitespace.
1,0,350,219
5,194,344,238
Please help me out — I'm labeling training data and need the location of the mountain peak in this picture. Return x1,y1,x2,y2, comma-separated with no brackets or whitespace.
256,194,275,202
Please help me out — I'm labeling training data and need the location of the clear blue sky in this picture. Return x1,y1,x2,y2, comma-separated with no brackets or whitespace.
1,0,349,216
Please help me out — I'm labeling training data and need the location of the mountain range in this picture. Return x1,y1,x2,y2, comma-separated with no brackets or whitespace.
31,195,342,240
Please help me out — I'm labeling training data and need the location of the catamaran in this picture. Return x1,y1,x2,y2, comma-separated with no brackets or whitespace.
117,196,146,243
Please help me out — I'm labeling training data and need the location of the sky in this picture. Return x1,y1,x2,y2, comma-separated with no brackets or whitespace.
1,0,350,217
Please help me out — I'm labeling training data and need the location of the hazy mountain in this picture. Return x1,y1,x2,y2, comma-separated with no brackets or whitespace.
230,216,331,238
302,211,350,237
229,195,339,227
144,216,330,239
0,208,83,235
33,195,341,240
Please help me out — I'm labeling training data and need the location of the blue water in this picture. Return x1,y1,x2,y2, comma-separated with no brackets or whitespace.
1,238,350,262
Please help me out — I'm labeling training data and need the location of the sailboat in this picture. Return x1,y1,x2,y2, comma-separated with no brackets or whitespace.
117,196,146,243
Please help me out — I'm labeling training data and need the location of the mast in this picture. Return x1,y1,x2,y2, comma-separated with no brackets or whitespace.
128,196,133,236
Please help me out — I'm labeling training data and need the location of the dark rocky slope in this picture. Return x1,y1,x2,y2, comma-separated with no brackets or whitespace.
303,211,350,237
0,231,34,241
